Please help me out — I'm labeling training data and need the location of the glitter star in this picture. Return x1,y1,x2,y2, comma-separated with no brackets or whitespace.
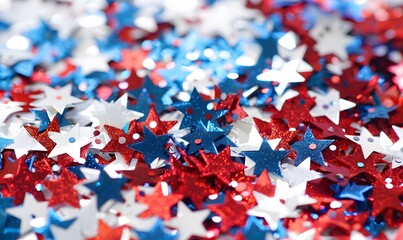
243,138,290,176
291,127,334,166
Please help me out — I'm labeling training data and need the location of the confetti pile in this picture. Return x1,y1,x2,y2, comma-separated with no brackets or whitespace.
0,0,403,239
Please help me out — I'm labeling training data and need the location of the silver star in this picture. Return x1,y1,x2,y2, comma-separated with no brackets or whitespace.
309,14,354,60
163,201,210,240
345,127,388,159
257,55,305,95
6,193,48,235
5,126,47,158
308,88,356,124
91,94,143,129
281,159,323,187
30,84,82,114
48,124,92,163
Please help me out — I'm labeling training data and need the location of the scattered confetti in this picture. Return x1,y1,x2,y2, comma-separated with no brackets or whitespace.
0,0,402,239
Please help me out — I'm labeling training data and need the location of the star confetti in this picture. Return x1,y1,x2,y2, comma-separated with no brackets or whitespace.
0,0,402,239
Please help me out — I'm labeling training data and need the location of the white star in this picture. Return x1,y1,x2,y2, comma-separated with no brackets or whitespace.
309,14,354,60
281,159,323,187
30,84,82,114
51,220,84,240
56,197,99,238
257,55,305,95
197,0,260,46
274,89,299,111
48,124,92,162
345,127,388,159
6,194,48,235
111,190,157,230
163,201,210,240
308,88,356,124
5,126,47,158
71,54,111,75
247,191,288,231
91,93,143,129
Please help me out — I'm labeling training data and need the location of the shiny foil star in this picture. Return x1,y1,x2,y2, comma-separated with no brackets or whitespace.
43,169,82,208
291,127,334,166
243,138,290,176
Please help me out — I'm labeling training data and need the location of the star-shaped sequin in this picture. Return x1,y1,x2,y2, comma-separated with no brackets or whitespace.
129,126,172,165
182,121,224,155
173,88,227,129
30,84,82,114
243,138,290,176
84,170,127,209
308,88,356,124
163,201,210,240
200,146,245,184
207,194,248,232
43,169,83,208
291,127,334,166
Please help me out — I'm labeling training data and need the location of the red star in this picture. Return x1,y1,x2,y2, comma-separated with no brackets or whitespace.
271,95,316,128
43,169,83,208
311,117,347,139
0,150,20,184
214,86,248,124
87,220,128,240
253,117,297,150
25,117,60,153
120,162,166,186
162,159,215,209
138,182,183,220
334,146,386,179
5,154,51,204
110,48,149,71
370,178,403,217
199,147,245,185
140,105,177,135
232,169,274,208
312,200,354,234
102,120,144,164
207,194,248,232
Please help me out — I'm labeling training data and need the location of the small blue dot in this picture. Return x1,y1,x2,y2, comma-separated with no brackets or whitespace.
69,137,76,143
357,162,364,168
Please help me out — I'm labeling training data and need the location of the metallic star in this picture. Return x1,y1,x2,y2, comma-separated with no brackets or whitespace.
30,84,82,114
6,193,48,235
308,88,356,124
256,55,305,95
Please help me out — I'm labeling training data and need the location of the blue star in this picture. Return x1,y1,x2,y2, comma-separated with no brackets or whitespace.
129,126,172,165
135,220,177,240
243,138,289,176
214,125,237,148
143,77,175,113
337,182,372,202
128,89,152,121
182,121,225,155
84,170,127,209
255,32,284,61
291,127,334,166
243,217,270,240
173,88,227,130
